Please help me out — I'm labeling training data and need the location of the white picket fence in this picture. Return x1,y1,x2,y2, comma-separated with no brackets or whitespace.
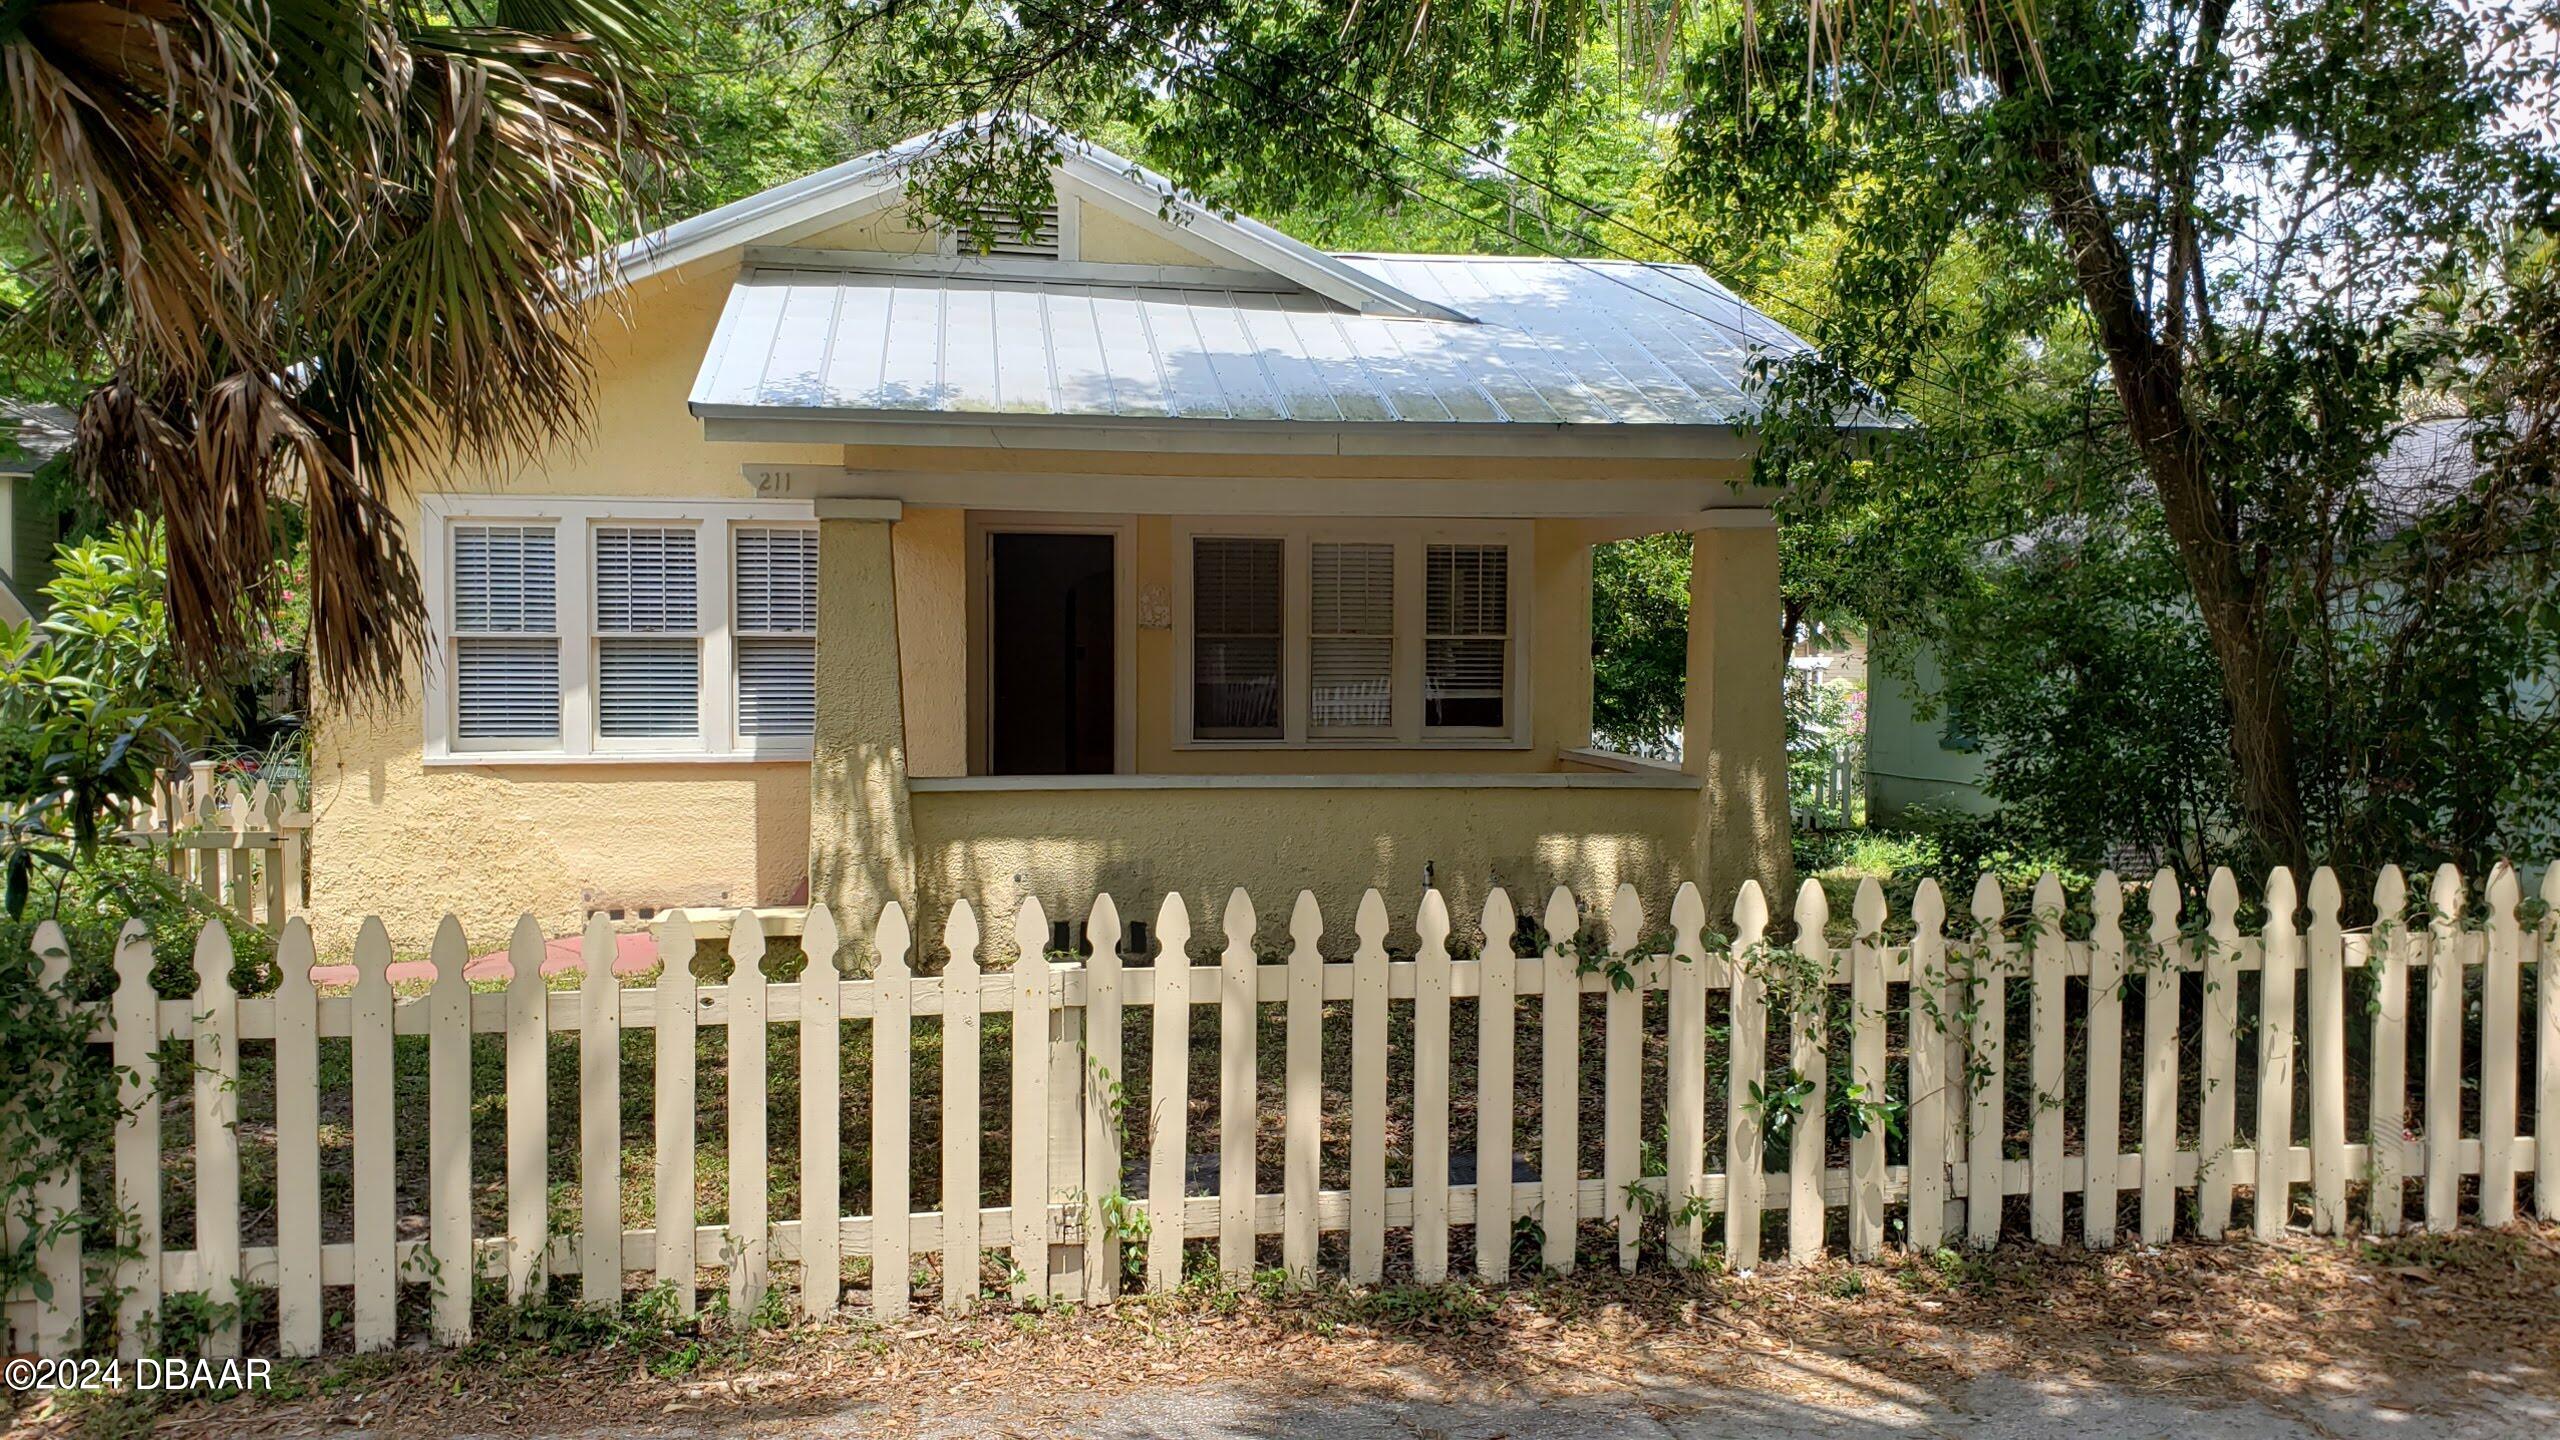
114,761,311,928
6,860,2556,1359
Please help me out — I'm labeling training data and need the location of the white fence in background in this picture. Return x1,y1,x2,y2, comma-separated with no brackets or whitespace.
115,760,310,927
5,860,2555,1359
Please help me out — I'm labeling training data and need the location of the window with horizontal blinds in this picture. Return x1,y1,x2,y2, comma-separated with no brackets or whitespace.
734,526,817,737
1426,542,1509,730
451,524,559,742
595,525,699,739
1310,541,1394,731
1192,536,1283,738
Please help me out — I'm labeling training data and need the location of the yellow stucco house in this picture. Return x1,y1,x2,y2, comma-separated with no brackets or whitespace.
307,119,1818,955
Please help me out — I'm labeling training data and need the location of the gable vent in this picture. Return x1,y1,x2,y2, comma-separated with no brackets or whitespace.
948,200,1062,259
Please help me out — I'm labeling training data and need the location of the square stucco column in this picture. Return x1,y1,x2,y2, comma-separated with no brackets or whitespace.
808,512,917,925
1684,518,1794,918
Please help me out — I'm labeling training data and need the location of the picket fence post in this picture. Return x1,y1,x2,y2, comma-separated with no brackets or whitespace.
1848,878,1888,1261
2255,868,2299,1241
109,922,159,1358
2306,868,2347,1235
1478,886,1519,1283
1539,887,1582,1274
2424,864,2464,1233
2481,864,2522,1228
942,901,984,1314
1146,893,1193,1293
1965,876,2006,1253
1349,891,1391,1284
1412,889,1455,1283
272,918,321,1355
427,916,473,1343
1906,880,1950,1252
1218,890,1257,1282
1664,883,1710,1265
1788,881,1831,1264
1605,884,1647,1273
2140,871,2182,1246
2084,872,2126,1249
1724,880,1766,1271
1010,896,1053,1301
728,910,771,1313
2368,866,2410,1234
654,911,700,1311
860,903,900,1321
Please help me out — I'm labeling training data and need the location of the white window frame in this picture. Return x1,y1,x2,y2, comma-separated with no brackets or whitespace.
1172,517,1533,749
420,495,815,764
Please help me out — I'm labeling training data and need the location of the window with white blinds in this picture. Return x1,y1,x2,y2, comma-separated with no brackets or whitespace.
1192,536,1284,738
451,524,560,743
593,525,701,740
1425,543,1510,731
1309,541,1394,732
1179,523,1524,746
734,526,817,737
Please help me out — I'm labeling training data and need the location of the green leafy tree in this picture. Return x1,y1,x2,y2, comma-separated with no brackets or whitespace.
0,525,243,916
1658,0,2560,873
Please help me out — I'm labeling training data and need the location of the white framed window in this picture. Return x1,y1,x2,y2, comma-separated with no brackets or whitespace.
1174,519,1530,748
451,524,561,749
420,496,817,763
593,524,702,745
733,525,817,738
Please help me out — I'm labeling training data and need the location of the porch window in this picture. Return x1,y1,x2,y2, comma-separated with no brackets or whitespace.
1191,536,1283,738
1175,520,1529,747
734,526,818,736
451,523,561,745
593,525,702,741
1425,543,1509,732
1309,541,1395,733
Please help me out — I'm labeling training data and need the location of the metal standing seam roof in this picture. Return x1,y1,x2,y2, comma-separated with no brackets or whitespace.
689,254,1816,428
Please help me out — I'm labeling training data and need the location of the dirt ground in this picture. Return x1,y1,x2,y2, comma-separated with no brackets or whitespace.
13,1223,2560,1439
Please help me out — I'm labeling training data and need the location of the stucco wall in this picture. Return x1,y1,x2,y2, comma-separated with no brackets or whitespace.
907,781,1703,960
305,257,841,953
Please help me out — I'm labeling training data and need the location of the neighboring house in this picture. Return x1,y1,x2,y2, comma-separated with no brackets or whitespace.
308,118,1859,951
1864,634,1994,820
0,399,74,625
1864,417,2513,826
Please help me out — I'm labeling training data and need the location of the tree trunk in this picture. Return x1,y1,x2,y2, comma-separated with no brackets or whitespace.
2035,147,2312,875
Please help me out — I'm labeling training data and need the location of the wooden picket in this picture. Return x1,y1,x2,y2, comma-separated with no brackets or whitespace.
8,859,2559,1360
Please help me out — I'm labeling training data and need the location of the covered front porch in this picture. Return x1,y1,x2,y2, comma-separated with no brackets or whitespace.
777,468,1792,952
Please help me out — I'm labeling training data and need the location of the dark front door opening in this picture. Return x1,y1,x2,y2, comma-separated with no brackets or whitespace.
988,531,1116,775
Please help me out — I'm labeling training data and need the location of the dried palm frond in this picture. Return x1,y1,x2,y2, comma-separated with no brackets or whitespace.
0,1,666,706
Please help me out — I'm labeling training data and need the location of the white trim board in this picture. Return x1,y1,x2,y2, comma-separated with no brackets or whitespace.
744,465,1772,520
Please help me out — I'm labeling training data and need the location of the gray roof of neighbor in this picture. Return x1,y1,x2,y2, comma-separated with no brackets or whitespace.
690,254,1813,429
0,399,73,474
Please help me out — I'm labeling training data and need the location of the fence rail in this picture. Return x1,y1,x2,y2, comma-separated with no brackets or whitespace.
5,860,2555,1359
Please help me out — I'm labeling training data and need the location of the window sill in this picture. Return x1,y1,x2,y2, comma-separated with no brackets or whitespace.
910,771,1702,793
424,747,812,768
1168,735,1535,752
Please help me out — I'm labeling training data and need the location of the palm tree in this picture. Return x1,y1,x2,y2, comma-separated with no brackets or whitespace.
0,1,666,702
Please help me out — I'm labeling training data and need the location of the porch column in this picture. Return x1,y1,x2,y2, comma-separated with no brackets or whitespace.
1683,516,1794,916
808,505,917,924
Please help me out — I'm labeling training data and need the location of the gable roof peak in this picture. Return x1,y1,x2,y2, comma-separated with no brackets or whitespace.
612,113,1465,323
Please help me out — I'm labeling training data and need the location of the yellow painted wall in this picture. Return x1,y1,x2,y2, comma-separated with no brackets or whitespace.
908,782,1702,960
1074,201,1237,267
893,507,967,777
306,256,842,952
